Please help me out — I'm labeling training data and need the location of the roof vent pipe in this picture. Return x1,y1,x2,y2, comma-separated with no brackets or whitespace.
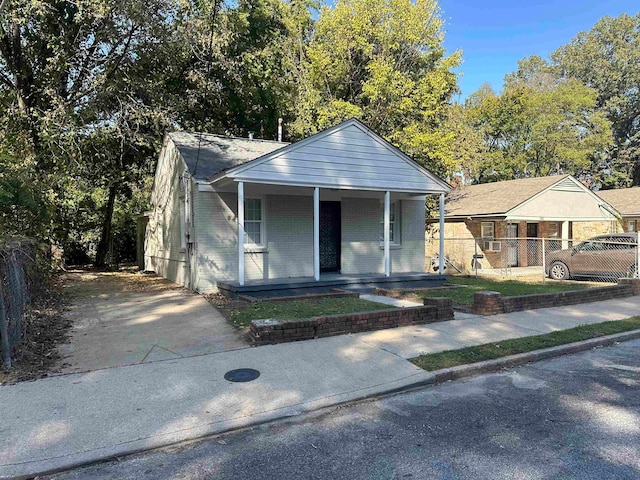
278,117,283,142
248,131,254,141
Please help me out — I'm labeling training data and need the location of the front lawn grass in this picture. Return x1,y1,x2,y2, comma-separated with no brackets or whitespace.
228,297,395,327
411,316,640,371
411,276,590,306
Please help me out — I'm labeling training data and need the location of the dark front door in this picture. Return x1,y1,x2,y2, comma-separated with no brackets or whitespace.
526,223,539,265
320,201,341,272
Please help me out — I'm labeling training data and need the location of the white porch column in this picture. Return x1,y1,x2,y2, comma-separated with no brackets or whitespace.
238,181,245,286
384,191,391,277
561,220,569,249
439,193,445,275
314,187,320,281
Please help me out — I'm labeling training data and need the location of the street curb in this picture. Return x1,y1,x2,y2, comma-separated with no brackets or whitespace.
10,331,640,479
428,328,640,384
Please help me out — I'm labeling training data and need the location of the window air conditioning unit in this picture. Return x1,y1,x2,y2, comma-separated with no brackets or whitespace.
483,240,501,252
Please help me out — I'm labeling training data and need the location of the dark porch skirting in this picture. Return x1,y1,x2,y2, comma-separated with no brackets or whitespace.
218,272,446,298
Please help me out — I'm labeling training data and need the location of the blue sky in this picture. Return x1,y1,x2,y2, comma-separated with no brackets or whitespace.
439,0,638,100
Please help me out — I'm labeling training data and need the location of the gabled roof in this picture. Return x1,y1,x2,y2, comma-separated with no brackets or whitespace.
597,187,640,216
219,119,451,194
168,131,288,181
446,175,571,217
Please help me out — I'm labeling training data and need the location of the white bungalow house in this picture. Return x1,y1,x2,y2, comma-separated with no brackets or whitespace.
144,119,450,296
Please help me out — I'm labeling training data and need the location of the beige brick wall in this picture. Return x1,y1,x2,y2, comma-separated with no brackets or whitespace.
572,221,616,240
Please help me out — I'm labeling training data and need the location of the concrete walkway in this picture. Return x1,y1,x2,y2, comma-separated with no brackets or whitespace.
59,274,247,372
2,295,640,479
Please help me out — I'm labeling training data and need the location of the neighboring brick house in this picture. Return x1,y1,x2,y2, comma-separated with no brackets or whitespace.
426,175,619,271
597,187,640,234
144,119,450,293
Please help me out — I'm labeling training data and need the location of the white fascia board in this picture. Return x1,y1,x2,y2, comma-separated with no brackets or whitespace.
225,177,448,194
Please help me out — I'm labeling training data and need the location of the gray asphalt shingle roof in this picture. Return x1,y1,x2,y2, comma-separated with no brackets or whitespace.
168,131,289,181
445,175,570,217
597,187,640,216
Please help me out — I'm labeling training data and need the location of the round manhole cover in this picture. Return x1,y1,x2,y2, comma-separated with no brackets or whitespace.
224,368,261,382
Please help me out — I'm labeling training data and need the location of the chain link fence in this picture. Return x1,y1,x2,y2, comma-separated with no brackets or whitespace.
0,240,37,369
427,235,640,283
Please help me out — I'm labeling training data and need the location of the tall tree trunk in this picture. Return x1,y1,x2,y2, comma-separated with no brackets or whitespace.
95,183,118,269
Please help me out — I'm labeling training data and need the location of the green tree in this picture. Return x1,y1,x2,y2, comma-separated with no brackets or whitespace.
551,13,640,187
463,61,612,183
293,0,461,175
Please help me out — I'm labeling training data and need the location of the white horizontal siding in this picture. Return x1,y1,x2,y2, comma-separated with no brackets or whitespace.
230,123,446,193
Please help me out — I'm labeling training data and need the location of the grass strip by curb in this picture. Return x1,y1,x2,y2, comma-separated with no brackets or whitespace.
411,316,640,371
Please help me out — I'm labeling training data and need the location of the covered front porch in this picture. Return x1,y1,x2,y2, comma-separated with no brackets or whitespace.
217,271,445,298
194,119,451,293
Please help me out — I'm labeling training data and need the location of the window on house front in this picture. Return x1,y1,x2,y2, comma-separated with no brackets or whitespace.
481,221,495,239
244,198,264,246
179,196,186,249
627,220,637,233
380,202,400,245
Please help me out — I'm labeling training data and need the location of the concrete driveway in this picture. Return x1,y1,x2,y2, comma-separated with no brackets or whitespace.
57,271,248,373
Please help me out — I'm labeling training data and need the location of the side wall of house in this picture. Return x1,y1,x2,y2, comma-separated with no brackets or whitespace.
144,138,189,285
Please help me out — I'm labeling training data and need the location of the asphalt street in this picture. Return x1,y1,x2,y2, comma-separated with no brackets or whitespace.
47,339,640,480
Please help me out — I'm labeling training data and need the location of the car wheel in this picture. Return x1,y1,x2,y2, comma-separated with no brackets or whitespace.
549,261,570,280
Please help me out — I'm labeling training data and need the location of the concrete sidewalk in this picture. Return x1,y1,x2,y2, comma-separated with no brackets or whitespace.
2,296,640,479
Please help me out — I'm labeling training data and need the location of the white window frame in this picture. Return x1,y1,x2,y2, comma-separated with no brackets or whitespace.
627,220,637,233
481,221,495,240
244,196,266,249
380,201,401,246
179,196,186,250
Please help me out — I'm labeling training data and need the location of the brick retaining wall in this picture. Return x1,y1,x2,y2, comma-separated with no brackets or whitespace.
473,283,635,316
250,297,454,345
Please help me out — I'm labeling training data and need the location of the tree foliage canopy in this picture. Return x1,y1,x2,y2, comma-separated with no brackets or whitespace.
293,0,461,175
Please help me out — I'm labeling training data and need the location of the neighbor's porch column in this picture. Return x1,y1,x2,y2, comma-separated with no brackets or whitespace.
439,193,445,275
384,191,391,277
561,220,569,249
238,181,245,286
314,187,320,281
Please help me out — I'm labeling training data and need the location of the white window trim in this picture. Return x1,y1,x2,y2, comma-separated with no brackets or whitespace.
481,221,495,240
244,196,267,251
379,201,401,247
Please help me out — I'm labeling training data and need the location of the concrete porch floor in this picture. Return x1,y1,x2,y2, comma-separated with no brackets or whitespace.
218,272,447,298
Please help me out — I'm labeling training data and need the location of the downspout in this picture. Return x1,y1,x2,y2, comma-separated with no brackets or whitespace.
182,170,195,290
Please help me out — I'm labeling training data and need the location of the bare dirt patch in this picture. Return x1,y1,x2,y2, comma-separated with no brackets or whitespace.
62,267,185,299
0,276,70,385
204,293,250,332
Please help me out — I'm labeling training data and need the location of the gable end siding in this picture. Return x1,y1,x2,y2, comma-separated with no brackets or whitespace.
227,123,447,193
